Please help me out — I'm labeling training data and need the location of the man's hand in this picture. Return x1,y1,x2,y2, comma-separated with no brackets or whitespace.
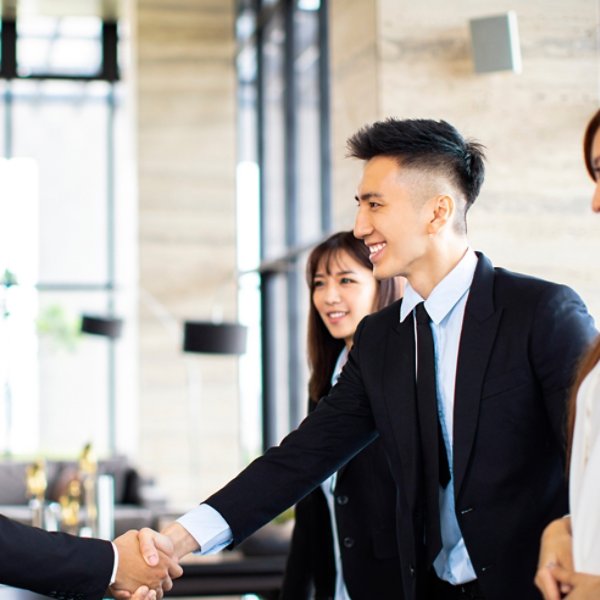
110,530,183,599
550,565,600,599
110,585,158,600
535,517,574,600
130,586,157,600
139,522,200,562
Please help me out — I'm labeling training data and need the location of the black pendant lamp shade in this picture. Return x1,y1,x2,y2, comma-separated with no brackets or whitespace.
81,315,124,339
183,321,247,355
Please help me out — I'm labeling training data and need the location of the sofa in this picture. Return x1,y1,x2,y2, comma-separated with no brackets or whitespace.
0,456,168,537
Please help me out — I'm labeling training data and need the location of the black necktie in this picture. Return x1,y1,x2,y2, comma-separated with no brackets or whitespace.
415,302,451,563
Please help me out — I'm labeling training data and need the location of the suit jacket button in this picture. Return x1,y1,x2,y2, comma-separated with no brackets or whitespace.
336,494,349,505
343,536,355,548
409,565,416,577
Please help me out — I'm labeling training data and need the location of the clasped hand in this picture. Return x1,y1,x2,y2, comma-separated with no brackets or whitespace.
535,517,600,599
110,529,184,600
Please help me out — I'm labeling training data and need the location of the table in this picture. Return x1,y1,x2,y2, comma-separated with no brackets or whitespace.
167,553,287,599
0,588,45,600
0,553,286,600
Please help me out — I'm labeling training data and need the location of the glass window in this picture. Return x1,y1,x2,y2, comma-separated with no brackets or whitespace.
0,17,131,458
236,0,330,448
0,157,39,455
237,35,262,460
12,79,109,284
294,7,322,243
261,10,287,260
17,16,103,78
36,291,111,456
0,81,5,154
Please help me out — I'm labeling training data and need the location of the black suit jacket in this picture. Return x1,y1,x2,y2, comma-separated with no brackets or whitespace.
280,400,403,600
0,514,114,600
205,254,597,600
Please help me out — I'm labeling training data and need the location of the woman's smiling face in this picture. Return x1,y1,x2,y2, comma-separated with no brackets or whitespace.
311,249,378,349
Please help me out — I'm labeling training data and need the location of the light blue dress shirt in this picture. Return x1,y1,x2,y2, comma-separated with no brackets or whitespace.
399,248,478,584
178,249,479,586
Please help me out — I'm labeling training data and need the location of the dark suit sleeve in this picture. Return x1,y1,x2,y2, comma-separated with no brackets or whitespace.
204,335,378,545
530,284,597,443
0,515,114,600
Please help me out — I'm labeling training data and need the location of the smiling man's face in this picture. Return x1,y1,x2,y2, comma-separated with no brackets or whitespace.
353,156,434,281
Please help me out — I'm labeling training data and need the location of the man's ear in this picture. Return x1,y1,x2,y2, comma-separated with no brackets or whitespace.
426,194,454,235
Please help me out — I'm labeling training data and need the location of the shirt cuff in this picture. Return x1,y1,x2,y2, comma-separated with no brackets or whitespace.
177,504,233,554
109,541,119,585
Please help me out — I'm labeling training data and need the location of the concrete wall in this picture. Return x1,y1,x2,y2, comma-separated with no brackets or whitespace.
135,0,240,508
330,0,600,319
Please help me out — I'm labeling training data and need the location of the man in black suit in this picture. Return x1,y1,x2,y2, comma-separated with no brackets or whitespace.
0,514,181,599
139,118,596,599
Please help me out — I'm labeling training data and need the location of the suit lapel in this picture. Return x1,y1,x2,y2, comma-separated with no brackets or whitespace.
453,253,502,496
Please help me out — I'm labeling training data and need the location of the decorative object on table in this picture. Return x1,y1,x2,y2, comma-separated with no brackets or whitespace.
96,473,115,540
78,442,98,536
25,459,47,528
0,456,161,537
59,478,82,535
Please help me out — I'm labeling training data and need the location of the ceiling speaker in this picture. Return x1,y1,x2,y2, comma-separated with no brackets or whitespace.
469,12,522,74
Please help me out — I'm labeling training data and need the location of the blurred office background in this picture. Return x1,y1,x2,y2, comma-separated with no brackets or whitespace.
0,0,598,515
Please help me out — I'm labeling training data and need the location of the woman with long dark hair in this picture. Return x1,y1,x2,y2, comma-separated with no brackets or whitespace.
280,231,403,600
535,110,600,599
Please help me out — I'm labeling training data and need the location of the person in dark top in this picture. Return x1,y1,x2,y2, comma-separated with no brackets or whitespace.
281,231,403,600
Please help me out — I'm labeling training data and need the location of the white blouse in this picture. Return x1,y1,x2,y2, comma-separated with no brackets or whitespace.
570,360,600,574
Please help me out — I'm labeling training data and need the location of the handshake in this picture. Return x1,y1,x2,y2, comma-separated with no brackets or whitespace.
110,522,199,600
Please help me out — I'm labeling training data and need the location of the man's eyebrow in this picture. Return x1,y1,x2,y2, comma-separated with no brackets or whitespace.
355,192,384,202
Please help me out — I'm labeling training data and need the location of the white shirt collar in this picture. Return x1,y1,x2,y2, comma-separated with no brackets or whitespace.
400,248,478,325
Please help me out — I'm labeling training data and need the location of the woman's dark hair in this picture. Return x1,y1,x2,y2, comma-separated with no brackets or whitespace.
565,108,600,469
346,118,486,233
583,108,600,180
306,231,400,403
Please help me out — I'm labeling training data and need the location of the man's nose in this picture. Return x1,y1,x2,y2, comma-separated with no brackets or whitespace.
354,205,372,239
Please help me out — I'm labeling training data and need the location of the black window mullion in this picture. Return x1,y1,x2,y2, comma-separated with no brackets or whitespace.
256,15,279,451
284,0,302,430
0,19,17,79
318,0,331,233
101,21,119,82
